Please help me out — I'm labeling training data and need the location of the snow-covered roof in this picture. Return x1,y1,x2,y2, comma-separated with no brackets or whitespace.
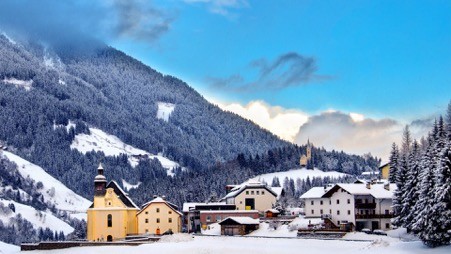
182,202,228,212
219,216,260,225
361,171,379,175
265,209,280,213
107,180,139,209
139,196,182,215
300,186,330,199
220,181,277,200
199,210,258,214
300,183,396,200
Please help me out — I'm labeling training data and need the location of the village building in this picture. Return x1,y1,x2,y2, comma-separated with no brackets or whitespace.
220,181,278,213
87,163,139,242
300,181,396,231
379,163,390,180
299,140,312,167
87,164,182,241
219,217,260,236
183,202,258,232
137,196,182,235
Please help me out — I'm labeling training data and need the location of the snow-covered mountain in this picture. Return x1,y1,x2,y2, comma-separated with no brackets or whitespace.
0,198,74,234
70,123,182,176
1,151,91,213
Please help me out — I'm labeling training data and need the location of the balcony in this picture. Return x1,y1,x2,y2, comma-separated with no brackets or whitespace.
355,203,376,209
355,214,393,219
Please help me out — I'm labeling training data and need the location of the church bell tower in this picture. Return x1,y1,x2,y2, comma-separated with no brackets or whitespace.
94,163,107,196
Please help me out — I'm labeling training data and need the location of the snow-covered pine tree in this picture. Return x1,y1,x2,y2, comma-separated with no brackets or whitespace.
411,134,435,235
422,117,451,247
402,140,420,232
388,143,399,183
392,150,408,227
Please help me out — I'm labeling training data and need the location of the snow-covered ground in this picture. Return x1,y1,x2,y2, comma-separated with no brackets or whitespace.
0,241,18,254
1,151,91,212
249,168,347,186
2,235,449,254
0,198,74,235
2,78,33,91
70,126,182,176
156,102,175,122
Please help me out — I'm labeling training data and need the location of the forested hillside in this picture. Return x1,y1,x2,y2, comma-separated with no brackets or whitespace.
0,34,380,209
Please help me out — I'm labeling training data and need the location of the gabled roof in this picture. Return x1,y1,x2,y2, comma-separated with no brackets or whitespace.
300,183,396,200
138,196,182,216
220,181,277,201
218,216,259,225
107,180,139,209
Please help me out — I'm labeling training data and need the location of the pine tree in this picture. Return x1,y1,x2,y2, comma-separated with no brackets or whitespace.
425,132,451,247
388,143,399,183
402,140,420,231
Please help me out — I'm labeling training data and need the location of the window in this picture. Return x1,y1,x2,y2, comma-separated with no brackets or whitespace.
246,191,249,195
251,191,254,195
320,200,323,205
156,218,160,223
107,214,112,227
386,223,390,229
385,210,389,215
338,220,341,225
108,202,111,206
347,210,351,215
206,216,211,222
168,218,172,223
145,211,148,215
256,191,260,195
365,210,369,215
347,199,350,204
145,219,149,223
156,208,160,213
337,210,340,215
311,210,314,214
329,200,331,205
216,215,221,221
169,211,172,214
336,199,340,204
329,209,332,214
311,200,314,205
262,191,265,195
145,229,148,233
365,199,368,204
320,209,323,214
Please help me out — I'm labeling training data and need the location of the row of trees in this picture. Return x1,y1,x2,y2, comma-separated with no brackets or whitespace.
390,102,450,247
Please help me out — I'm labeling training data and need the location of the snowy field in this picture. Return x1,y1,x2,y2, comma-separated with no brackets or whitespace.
70,126,182,177
1,151,91,212
1,234,450,254
156,102,175,122
249,168,347,184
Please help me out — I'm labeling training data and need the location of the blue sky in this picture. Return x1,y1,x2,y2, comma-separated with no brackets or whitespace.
110,0,450,119
1,0,450,159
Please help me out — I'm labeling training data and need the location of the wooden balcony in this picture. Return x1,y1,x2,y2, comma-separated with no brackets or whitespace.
355,214,393,219
355,203,376,209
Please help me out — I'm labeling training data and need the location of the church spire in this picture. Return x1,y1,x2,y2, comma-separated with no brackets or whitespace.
94,163,107,196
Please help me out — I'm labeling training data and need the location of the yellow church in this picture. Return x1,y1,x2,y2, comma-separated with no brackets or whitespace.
299,140,312,167
87,163,182,241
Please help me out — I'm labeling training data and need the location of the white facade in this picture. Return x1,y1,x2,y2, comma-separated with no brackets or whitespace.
301,182,396,231
221,182,277,212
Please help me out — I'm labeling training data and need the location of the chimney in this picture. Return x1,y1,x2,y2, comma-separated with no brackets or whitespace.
384,183,390,191
153,195,157,199
366,182,371,189
162,195,166,200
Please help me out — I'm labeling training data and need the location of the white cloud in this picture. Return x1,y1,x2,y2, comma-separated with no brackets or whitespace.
211,99,432,161
214,100,309,142
183,0,249,17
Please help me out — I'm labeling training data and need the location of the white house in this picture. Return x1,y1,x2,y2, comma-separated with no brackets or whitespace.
300,181,396,231
220,181,278,212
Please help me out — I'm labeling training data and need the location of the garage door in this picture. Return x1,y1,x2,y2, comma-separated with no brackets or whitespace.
224,227,240,236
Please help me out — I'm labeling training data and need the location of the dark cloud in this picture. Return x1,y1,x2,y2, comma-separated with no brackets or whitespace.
207,52,324,92
0,0,174,48
113,0,175,42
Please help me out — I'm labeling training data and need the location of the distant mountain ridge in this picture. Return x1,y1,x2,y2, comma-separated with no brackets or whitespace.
0,34,288,198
